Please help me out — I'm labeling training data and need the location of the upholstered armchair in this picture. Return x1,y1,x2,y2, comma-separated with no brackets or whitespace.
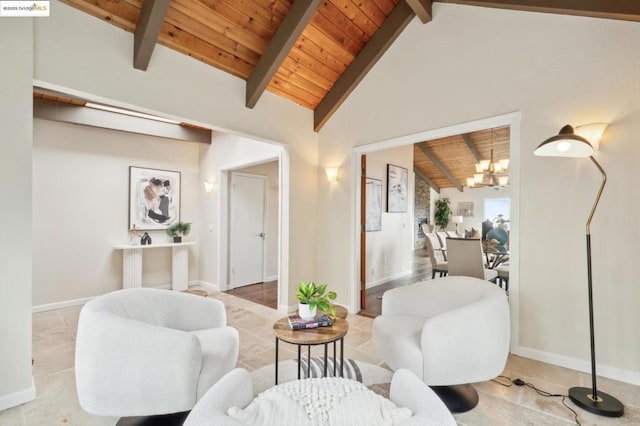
184,368,456,426
373,277,510,412
75,288,239,417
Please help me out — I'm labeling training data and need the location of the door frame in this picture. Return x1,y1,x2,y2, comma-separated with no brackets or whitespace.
218,150,288,311
351,112,521,351
229,172,267,289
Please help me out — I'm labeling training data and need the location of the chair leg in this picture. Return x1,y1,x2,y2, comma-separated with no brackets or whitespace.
430,384,479,413
432,270,436,279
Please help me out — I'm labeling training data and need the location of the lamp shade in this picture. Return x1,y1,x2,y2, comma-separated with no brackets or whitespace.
451,216,463,224
534,125,593,158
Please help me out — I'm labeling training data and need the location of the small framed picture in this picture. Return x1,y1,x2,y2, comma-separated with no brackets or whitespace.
458,202,474,217
365,177,382,232
129,166,181,231
387,164,408,213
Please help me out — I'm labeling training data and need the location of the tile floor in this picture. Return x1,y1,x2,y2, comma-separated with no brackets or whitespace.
1,288,639,425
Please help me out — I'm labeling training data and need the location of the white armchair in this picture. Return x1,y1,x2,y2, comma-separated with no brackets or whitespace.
373,277,510,413
184,368,456,426
75,288,239,417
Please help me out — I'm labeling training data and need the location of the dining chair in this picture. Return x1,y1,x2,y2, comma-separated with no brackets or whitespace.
446,238,497,282
436,232,449,254
496,264,509,294
425,233,448,279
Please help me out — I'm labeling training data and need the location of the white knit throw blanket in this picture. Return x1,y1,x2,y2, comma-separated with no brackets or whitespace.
228,377,412,426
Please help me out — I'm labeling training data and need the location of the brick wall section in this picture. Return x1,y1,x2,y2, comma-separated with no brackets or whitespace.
414,174,430,248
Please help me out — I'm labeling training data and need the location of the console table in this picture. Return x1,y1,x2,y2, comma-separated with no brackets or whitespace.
114,242,196,291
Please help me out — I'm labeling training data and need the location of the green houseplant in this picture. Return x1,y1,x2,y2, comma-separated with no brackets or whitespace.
434,198,452,231
297,281,337,319
166,222,192,243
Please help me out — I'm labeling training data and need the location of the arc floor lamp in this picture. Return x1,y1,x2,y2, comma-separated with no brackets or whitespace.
535,123,624,417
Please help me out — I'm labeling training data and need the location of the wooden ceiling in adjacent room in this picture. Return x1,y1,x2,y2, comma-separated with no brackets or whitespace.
59,1,640,131
414,125,510,191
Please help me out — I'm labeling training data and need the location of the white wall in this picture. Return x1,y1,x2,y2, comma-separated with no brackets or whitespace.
365,146,414,287
0,19,35,410
232,161,280,281
32,119,200,306
438,186,512,233
317,4,640,383
33,2,318,309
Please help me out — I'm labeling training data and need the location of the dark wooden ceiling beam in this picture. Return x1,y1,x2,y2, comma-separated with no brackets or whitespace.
434,0,640,22
417,143,463,192
461,133,482,162
314,2,416,131
134,0,171,71
246,0,322,108
405,0,433,23
414,166,440,193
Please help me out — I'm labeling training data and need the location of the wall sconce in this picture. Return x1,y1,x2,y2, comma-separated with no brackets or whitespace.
325,167,339,182
203,180,214,193
575,123,608,151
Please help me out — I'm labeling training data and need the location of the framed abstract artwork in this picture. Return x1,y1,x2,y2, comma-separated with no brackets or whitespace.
129,166,181,231
458,201,474,217
365,177,382,232
387,164,408,213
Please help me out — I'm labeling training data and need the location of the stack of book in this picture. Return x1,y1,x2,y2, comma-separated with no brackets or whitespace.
287,313,333,330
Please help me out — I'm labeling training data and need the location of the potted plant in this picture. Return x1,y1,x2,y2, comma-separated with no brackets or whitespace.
434,198,451,231
296,281,337,319
166,222,191,243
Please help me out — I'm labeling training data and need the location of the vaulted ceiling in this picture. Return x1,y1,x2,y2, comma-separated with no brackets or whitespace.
59,1,640,131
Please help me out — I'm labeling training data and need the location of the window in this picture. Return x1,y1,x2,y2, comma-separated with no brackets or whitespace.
484,198,510,223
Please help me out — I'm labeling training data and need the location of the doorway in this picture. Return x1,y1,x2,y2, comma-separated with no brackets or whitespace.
224,159,281,309
352,112,521,350
229,173,266,288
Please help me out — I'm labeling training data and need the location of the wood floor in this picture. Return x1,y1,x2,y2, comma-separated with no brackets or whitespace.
361,248,433,317
225,250,433,316
225,280,278,309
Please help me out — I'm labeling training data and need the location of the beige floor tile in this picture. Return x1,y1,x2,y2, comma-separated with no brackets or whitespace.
236,329,276,362
343,327,371,348
0,404,24,425
242,346,296,371
32,347,75,378
57,306,82,334
24,368,117,426
506,354,589,388
454,391,574,426
32,311,65,330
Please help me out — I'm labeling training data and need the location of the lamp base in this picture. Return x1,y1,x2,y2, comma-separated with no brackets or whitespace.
569,387,624,417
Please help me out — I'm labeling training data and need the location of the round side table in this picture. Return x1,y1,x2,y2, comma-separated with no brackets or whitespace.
273,317,349,385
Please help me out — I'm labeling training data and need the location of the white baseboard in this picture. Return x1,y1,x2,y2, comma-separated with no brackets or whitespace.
32,296,94,313
0,377,35,411
279,303,297,314
33,281,205,313
264,275,278,282
513,346,640,386
194,280,220,292
365,270,412,289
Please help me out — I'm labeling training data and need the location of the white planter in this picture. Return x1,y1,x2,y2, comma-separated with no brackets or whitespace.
298,303,317,319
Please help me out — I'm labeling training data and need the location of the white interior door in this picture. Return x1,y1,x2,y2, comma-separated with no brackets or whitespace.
230,173,266,288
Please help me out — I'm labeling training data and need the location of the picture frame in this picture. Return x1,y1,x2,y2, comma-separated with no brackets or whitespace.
458,201,474,217
129,166,181,231
386,164,408,213
365,177,382,232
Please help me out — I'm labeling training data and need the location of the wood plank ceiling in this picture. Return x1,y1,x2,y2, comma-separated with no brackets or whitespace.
414,126,510,191
58,1,640,131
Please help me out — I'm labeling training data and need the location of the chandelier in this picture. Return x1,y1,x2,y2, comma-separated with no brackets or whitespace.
466,128,509,188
